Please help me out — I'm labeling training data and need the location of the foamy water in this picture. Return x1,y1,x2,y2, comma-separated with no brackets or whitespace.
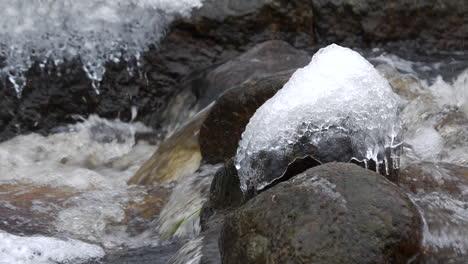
0,116,164,261
0,231,105,264
0,0,203,95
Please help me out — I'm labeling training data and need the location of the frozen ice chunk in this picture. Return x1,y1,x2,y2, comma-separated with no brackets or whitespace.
235,44,402,192
0,0,203,96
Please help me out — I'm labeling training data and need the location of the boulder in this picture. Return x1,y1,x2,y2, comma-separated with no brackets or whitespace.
208,159,244,210
399,162,468,263
160,40,310,134
221,163,422,264
199,69,297,164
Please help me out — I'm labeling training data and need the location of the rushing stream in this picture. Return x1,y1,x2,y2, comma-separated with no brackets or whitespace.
0,1,467,263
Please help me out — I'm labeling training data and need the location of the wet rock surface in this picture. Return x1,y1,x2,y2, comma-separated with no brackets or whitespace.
220,163,422,264
129,106,211,186
0,185,77,237
313,0,468,50
208,159,244,210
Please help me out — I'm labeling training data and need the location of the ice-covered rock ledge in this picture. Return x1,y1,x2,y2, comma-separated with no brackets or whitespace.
235,44,403,192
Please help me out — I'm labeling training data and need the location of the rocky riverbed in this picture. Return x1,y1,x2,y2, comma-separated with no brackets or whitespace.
0,0,467,263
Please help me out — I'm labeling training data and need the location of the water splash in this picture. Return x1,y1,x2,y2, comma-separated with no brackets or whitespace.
0,0,203,96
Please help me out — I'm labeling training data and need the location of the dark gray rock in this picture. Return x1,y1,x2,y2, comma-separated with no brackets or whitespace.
209,159,244,210
221,163,422,264
199,68,298,164
161,40,310,134
313,0,468,50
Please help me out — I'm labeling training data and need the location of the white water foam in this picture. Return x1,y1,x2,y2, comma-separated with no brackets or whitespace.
0,116,163,249
0,231,105,264
0,115,153,189
400,72,468,166
0,0,203,96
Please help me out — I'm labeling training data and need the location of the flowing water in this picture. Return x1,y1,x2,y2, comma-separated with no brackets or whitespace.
0,1,467,263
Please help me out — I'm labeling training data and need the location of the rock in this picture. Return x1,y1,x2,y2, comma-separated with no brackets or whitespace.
313,0,468,50
128,106,211,185
160,40,310,134
221,163,422,264
190,0,315,48
209,159,244,210
199,69,298,164
399,162,468,263
124,185,172,236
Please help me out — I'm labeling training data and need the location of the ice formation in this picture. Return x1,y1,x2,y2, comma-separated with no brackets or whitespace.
235,44,402,192
0,0,203,96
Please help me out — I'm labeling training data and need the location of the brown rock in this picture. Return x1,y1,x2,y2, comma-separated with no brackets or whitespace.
221,163,422,264
128,106,211,185
199,69,296,164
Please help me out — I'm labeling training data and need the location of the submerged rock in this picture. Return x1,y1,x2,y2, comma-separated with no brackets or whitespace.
129,106,211,185
0,184,77,237
236,44,402,192
221,163,422,264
